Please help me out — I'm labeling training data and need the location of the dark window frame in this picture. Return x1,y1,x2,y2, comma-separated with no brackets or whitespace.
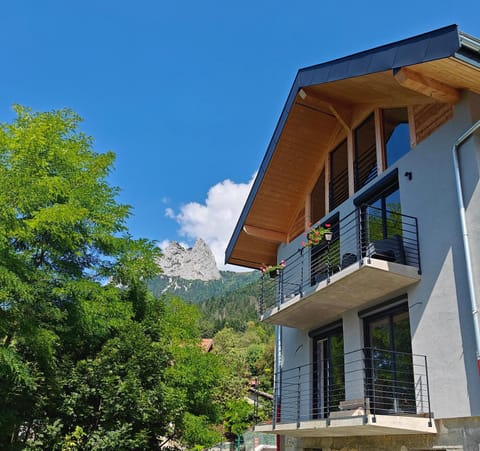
329,140,349,210
354,113,378,192
363,299,415,415
311,321,344,419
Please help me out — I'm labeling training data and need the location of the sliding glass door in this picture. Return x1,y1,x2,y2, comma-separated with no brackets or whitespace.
364,303,415,414
313,326,344,418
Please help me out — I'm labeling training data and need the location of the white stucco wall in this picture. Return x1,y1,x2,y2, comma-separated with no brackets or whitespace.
276,92,480,420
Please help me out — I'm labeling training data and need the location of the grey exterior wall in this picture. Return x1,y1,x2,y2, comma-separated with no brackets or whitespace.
398,91,480,419
276,92,480,422
281,417,480,451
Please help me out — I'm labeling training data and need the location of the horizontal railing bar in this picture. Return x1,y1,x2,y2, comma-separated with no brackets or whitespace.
265,347,431,427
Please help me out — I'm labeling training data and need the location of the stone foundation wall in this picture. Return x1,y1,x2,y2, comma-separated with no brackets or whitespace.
281,417,480,451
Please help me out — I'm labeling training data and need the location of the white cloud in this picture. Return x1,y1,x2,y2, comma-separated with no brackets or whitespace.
158,239,189,252
164,207,175,218
166,175,256,271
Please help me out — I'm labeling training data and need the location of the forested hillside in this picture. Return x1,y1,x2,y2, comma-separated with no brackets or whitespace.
199,279,261,334
148,269,264,335
148,270,258,303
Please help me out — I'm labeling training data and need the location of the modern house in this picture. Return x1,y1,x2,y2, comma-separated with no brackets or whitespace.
226,25,480,450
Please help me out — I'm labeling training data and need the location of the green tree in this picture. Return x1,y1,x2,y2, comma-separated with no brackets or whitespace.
0,105,262,450
0,106,160,449
223,399,253,438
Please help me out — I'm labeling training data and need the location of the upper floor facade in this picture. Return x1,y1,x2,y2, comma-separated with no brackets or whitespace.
226,25,480,445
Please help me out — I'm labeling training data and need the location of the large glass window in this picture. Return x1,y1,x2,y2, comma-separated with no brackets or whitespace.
366,177,401,243
354,171,403,262
329,140,348,210
383,108,410,167
310,215,340,286
311,169,326,225
364,302,415,414
354,114,377,192
312,325,344,419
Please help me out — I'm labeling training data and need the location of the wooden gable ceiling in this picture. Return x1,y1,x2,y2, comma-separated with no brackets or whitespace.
226,28,480,269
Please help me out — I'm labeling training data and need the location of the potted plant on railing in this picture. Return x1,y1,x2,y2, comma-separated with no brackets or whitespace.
302,223,332,248
261,260,286,278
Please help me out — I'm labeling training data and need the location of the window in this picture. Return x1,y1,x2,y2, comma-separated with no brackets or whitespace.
354,114,377,191
364,174,401,243
310,214,340,286
363,301,415,414
383,108,410,167
311,169,326,225
354,170,403,262
311,323,344,418
326,109,411,211
329,140,348,210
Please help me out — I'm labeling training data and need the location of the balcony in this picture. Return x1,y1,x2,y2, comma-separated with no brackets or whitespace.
254,348,435,437
259,207,421,329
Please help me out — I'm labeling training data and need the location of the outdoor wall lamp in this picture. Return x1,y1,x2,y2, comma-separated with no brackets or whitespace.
324,231,333,241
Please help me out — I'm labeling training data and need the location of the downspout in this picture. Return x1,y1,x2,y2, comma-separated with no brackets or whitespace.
274,324,282,450
452,119,480,374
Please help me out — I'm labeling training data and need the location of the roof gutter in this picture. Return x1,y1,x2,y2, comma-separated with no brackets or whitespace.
460,32,480,52
452,119,480,375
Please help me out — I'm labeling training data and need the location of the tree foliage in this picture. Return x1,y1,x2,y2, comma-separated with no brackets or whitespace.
0,106,275,449
0,106,235,450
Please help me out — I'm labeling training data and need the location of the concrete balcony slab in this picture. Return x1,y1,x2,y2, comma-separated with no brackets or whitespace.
255,414,436,437
261,258,420,330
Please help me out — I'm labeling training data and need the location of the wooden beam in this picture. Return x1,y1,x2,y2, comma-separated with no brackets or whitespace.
347,129,355,196
394,68,460,104
374,108,385,174
407,106,417,147
325,151,331,214
243,224,287,243
300,88,353,130
305,193,311,231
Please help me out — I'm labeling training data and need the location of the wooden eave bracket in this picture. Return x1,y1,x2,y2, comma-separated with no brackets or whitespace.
394,67,461,104
298,88,352,130
243,224,287,243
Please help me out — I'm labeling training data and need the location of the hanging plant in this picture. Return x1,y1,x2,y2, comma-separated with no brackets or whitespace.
260,260,286,275
302,223,331,247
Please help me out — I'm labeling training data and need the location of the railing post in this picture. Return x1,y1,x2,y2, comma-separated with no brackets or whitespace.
273,370,278,429
415,216,422,275
366,207,372,263
300,248,304,297
326,240,331,283
424,355,433,427
370,348,376,423
277,269,283,308
259,274,264,315
356,207,362,263
362,349,368,422
253,376,259,425
296,366,301,428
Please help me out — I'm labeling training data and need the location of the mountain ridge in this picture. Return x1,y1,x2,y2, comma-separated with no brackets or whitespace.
156,238,221,281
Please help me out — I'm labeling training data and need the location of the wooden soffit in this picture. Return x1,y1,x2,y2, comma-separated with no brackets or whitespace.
226,26,480,269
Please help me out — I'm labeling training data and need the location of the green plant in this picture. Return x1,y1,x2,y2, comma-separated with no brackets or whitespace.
260,260,286,274
302,224,331,247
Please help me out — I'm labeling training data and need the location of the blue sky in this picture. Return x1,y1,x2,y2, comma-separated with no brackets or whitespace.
1,1,479,269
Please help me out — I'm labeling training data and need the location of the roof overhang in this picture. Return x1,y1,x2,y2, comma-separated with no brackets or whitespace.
226,24,480,269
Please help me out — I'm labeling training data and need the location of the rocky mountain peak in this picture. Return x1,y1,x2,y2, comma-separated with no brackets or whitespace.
157,239,221,281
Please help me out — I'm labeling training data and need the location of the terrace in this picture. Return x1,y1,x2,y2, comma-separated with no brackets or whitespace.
259,206,421,330
255,348,435,437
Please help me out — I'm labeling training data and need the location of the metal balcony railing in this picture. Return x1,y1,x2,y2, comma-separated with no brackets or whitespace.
259,206,420,315
259,348,432,428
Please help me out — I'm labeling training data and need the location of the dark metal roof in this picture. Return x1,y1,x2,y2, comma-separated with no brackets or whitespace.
225,24,466,266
